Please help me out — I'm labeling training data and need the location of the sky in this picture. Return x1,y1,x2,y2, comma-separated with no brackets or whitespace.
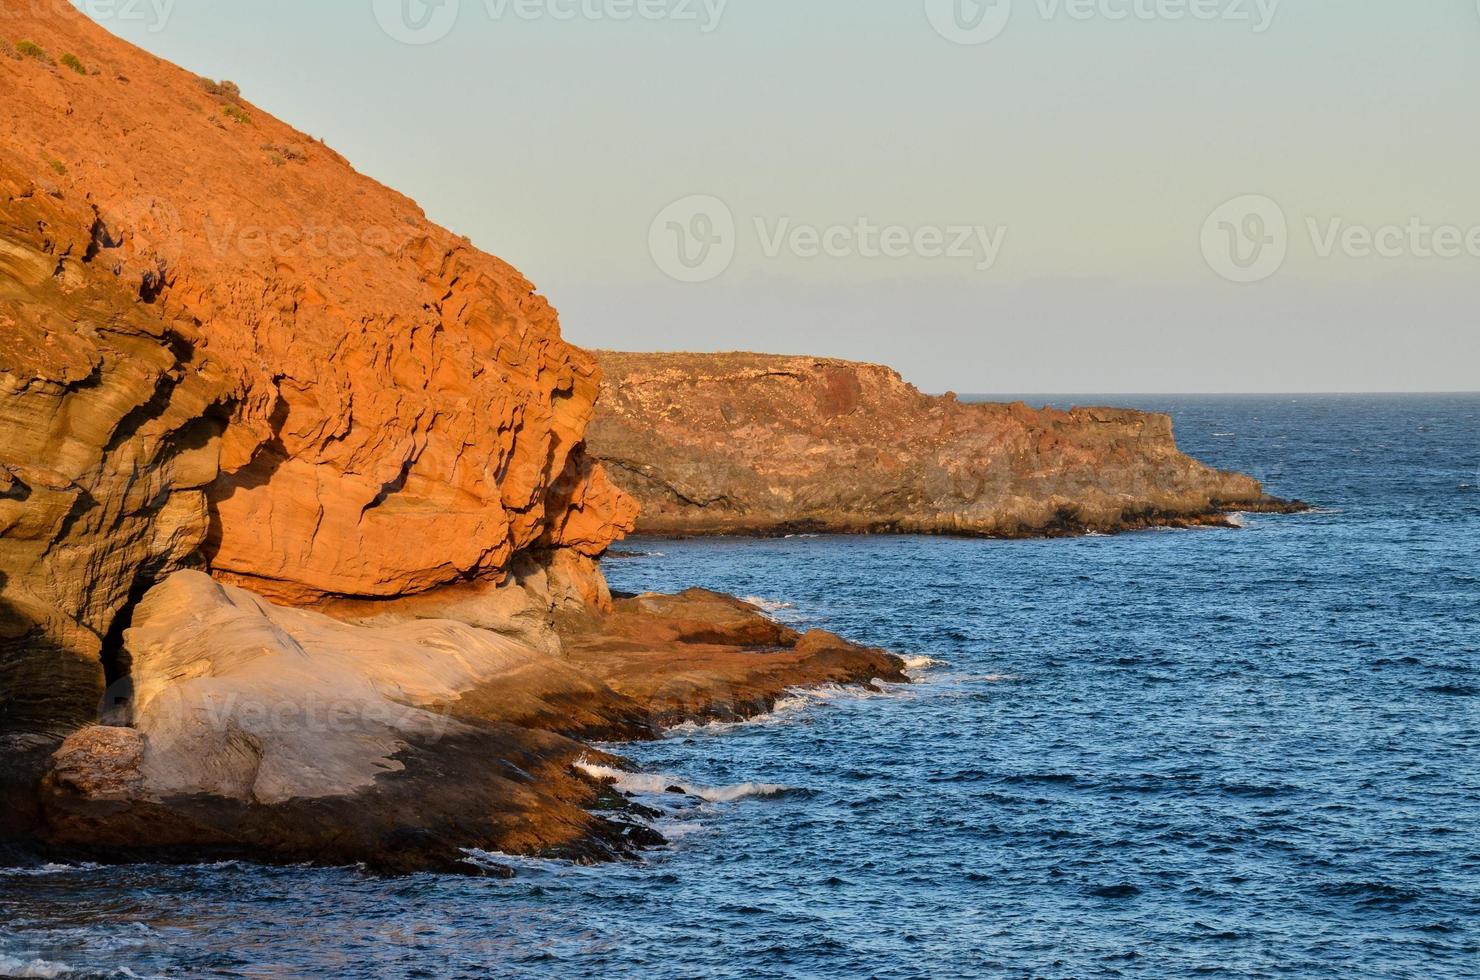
82,0,1480,393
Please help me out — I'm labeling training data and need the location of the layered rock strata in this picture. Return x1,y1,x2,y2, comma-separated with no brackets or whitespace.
36,569,902,873
0,5,636,737
588,352,1304,537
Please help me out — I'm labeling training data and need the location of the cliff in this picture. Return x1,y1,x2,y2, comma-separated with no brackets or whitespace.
0,7,637,735
0,7,899,872
588,352,1301,537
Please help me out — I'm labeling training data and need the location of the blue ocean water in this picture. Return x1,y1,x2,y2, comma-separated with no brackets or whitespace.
2,395,1477,979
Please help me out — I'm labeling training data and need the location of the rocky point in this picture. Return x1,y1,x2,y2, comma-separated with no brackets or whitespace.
587,351,1303,538
0,5,898,872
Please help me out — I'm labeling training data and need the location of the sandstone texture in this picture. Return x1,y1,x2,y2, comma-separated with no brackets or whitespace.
0,6,635,735
588,351,1303,537
0,8,905,872
0,7,1293,876
37,569,902,873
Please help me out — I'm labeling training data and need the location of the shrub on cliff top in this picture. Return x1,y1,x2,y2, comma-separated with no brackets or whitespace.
48,159,66,176
222,103,251,125
16,40,52,64
60,53,86,75
196,77,242,102
261,142,308,163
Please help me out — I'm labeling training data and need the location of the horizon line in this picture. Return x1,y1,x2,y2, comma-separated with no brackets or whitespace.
946,390,1480,398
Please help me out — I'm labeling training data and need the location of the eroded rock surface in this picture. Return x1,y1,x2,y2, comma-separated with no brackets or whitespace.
36,570,902,872
588,351,1303,536
0,7,1292,875
0,5,635,734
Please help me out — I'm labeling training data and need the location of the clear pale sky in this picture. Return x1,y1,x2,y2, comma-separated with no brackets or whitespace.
86,0,1480,393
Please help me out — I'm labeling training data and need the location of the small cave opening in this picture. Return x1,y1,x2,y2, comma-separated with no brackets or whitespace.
138,260,170,303
97,572,158,726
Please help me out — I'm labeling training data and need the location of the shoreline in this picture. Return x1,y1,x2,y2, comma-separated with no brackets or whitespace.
608,498,1312,542
6,580,907,877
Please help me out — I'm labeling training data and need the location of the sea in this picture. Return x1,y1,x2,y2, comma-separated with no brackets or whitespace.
2,395,1477,979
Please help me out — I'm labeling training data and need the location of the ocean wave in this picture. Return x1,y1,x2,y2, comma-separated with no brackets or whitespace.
575,761,794,803
1318,880,1425,909
953,673,1024,684
661,678,913,737
653,819,707,840
459,849,590,877
901,654,943,673
771,679,911,711
741,596,796,614
0,955,72,978
0,863,103,877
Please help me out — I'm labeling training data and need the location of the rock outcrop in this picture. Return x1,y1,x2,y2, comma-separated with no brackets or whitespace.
0,7,904,872
37,570,902,873
587,352,1302,537
0,6,636,736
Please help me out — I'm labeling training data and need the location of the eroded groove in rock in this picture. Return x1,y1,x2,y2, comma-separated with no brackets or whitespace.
0,5,636,737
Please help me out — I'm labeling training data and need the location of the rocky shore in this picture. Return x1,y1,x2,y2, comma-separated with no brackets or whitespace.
1,7,1297,876
0,6,898,874
587,351,1304,537
24,570,900,874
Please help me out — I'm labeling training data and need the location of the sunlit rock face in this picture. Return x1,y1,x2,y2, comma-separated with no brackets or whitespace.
0,5,633,734
587,351,1298,538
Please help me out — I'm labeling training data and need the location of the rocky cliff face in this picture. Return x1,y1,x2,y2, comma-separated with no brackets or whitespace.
0,7,635,735
0,9,902,872
588,352,1300,537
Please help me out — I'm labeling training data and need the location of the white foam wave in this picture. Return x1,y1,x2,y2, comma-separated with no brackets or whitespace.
576,761,790,803
901,654,942,672
1225,513,1250,528
459,849,601,878
764,677,914,714
653,820,706,840
741,596,796,614
661,677,910,736
0,955,71,978
950,673,1024,684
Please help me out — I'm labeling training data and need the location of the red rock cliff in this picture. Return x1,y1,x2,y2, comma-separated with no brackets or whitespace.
0,7,634,733
587,351,1301,537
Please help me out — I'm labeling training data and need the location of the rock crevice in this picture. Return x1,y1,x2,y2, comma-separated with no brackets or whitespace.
0,5,637,736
